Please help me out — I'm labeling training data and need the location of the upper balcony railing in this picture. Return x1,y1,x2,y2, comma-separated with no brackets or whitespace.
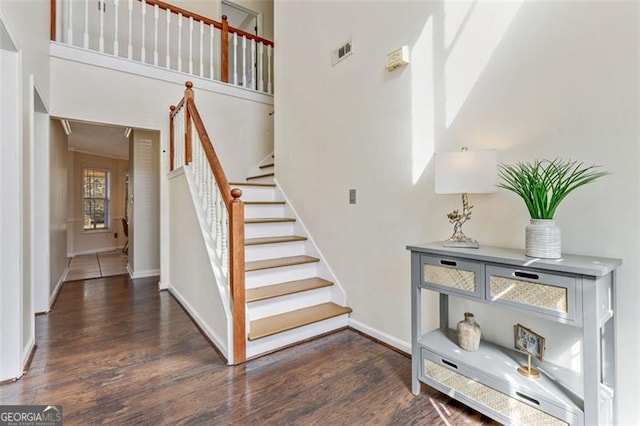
51,0,274,94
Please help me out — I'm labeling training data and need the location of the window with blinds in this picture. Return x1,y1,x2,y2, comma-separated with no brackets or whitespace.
83,168,110,230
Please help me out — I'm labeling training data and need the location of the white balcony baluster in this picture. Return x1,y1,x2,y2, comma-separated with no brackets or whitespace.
165,9,171,68
140,0,146,62
153,4,159,65
113,0,120,56
127,0,133,59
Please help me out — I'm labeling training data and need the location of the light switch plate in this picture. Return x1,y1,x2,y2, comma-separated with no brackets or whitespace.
349,189,356,204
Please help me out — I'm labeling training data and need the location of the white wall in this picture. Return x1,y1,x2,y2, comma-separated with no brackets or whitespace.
0,20,24,381
69,152,129,255
274,0,639,423
49,120,68,300
168,170,230,360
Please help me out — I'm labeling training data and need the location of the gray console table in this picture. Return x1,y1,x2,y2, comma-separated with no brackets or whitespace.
407,242,621,425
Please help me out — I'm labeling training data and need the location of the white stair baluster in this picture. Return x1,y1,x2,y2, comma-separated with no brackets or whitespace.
127,0,133,59
215,189,222,255
178,13,183,72
267,45,272,94
251,39,256,90
67,0,73,44
258,42,264,92
232,32,238,86
99,0,105,52
241,36,247,87
212,182,218,237
221,208,228,274
83,0,88,48
165,9,171,68
199,20,204,76
140,0,146,62
209,24,214,80
153,4,159,65
113,0,120,56
188,17,193,74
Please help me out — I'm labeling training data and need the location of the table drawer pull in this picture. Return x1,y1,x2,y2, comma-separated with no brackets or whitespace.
514,271,539,280
441,359,458,369
440,260,457,267
516,392,540,406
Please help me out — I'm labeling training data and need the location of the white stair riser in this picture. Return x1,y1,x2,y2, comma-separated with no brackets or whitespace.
244,204,285,219
246,262,318,288
237,187,277,201
247,287,332,321
245,241,307,262
247,176,275,184
245,222,295,239
246,315,348,359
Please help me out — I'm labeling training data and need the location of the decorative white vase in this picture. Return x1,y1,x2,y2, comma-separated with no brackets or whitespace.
525,219,561,259
457,312,481,352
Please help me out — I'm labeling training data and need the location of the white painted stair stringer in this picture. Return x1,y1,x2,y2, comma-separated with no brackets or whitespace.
272,178,348,307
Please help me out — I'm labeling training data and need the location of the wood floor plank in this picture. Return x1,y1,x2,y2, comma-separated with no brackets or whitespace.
0,274,497,425
248,303,352,340
246,277,333,302
245,255,319,272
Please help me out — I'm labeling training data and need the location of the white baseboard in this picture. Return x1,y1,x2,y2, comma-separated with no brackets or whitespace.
71,246,122,256
348,318,411,355
167,286,229,360
157,280,169,290
128,267,160,279
48,266,69,309
21,337,35,373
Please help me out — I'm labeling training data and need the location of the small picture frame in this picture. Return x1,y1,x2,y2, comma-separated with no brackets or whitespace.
514,323,545,361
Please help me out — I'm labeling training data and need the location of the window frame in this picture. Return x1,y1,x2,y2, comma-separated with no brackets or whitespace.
82,167,111,232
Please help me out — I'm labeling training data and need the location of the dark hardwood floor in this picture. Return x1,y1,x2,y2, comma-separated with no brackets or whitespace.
0,275,497,425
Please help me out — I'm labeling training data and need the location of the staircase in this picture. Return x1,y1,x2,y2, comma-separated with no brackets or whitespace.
230,157,352,359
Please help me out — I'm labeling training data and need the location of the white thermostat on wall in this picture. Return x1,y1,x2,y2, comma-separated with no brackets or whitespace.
386,46,410,71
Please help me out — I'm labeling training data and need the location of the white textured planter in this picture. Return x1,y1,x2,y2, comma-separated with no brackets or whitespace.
525,219,561,259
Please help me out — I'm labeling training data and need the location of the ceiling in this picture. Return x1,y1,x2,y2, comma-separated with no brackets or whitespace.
66,120,130,160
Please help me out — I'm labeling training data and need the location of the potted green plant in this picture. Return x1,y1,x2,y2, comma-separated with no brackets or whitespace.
498,159,608,258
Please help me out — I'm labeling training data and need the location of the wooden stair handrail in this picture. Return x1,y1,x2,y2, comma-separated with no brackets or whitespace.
170,81,246,364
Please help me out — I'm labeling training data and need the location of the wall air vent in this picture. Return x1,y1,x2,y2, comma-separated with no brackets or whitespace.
332,39,353,66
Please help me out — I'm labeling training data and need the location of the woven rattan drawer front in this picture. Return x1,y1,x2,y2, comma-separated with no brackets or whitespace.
424,359,569,426
421,255,483,298
486,265,577,322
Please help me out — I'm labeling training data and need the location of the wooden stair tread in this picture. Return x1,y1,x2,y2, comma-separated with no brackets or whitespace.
247,172,275,181
259,162,275,169
244,201,286,205
245,235,307,246
245,255,319,272
245,217,296,224
230,182,276,187
246,278,333,303
248,303,351,340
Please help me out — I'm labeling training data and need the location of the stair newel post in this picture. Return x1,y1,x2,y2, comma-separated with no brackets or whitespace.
221,15,229,83
184,81,194,165
229,188,246,363
169,104,176,171
50,0,57,41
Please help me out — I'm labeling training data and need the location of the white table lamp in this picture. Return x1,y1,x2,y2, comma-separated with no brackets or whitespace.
435,148,497,248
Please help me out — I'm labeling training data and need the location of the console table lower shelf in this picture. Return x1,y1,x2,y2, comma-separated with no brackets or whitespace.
418,329,586,426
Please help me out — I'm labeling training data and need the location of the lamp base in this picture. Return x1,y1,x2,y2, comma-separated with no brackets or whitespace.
443,237,479,249
443,193,480,249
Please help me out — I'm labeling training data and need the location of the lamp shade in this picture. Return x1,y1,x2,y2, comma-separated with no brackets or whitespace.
435,149,497,194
